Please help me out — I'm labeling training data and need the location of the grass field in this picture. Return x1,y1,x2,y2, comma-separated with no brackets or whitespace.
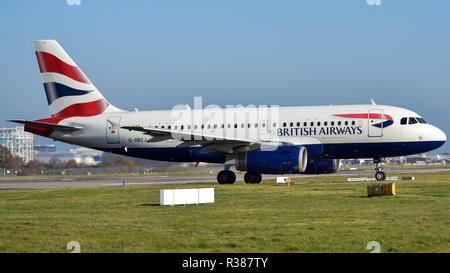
0,171,449,253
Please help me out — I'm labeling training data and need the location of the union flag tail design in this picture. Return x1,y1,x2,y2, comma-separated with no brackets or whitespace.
33,40,121,118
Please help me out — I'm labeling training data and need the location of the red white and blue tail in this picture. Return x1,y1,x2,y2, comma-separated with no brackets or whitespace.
33,40,122,117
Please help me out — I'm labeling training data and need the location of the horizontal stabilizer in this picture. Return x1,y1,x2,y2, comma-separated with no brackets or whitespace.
7,119,83,131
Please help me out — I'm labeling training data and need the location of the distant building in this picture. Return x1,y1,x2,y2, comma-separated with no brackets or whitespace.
34,146,103,166
70,147,103,165
406,156,431,165
34,144,56,153
0,127,34,163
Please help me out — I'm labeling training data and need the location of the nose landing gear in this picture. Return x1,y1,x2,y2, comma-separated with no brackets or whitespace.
375,170,386,181
374,158,386,181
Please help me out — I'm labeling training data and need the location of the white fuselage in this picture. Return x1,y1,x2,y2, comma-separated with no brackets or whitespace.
47,104,446,163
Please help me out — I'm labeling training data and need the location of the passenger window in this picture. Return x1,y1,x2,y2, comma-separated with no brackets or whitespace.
168,125,171,129
331,121,334,126
303,122,307,127
338,121,341,126
290,122,293,127
324,121,328,126
214,124,217,129
283,122,287,127
400,118,407,125
254,123,258,128
262,123,266,128
296,122,300,127
273,122,277,127
310,122,314,126
352,121,355,126
234,124,237,128
317,122,321,126
181,125,184,130
409,117,418,125
345,121,348,126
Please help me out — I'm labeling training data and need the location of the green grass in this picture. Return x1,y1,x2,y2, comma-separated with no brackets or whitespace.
0,171,449,253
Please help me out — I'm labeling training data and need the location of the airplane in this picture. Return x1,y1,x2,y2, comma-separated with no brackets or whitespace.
8,40,447,184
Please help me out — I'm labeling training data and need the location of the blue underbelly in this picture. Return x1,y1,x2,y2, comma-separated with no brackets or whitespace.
322,140,445,159
101,140,444,163
102,147,225,163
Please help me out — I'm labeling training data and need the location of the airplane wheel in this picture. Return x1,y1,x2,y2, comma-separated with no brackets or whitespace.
244,172,262,184
256,174,262,184
217,170,236,184
228,171,236,184
375,171,386,181
244,172,257,184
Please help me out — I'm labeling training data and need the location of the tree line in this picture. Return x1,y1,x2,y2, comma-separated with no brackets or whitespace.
0,144,194,176
1,144,78,175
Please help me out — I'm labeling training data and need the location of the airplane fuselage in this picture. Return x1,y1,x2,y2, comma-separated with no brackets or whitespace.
41,104,446,164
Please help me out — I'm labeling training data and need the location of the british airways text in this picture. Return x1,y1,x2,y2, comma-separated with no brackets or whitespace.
277,126,363,137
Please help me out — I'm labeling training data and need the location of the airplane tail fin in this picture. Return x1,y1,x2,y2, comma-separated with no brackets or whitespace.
33,40,123,117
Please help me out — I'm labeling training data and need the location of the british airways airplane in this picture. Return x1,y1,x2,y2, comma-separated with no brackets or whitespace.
8,40,447,184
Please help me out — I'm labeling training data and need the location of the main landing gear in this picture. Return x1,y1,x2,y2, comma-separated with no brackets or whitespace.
244,172,262,184
217,170,236,184
374,158,387,181
216,170,262,184
217,155,262,184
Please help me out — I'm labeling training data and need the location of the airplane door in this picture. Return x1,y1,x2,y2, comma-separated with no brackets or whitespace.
106,116,121,144
368,109,383,137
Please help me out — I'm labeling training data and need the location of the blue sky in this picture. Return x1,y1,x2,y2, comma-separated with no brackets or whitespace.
0,0,449,153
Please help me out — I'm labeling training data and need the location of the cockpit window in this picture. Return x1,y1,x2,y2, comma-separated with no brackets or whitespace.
408,117,418,124
400,118,407,125
416,117,427,124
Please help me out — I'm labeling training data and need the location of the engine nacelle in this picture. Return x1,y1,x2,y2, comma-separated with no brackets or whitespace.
303,159,341,174
235,146,308,174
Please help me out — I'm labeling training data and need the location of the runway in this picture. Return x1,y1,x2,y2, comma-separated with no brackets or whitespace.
0,168,448,190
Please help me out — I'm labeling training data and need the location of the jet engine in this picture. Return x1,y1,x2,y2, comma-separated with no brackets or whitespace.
235,146,308,174
303,159,341,174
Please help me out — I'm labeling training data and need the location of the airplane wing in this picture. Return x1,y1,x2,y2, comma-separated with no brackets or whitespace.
7,119,83,131
121,125,291,154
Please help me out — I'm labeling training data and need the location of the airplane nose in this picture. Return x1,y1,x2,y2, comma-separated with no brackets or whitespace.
430,127,447,151
435,127,447,142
